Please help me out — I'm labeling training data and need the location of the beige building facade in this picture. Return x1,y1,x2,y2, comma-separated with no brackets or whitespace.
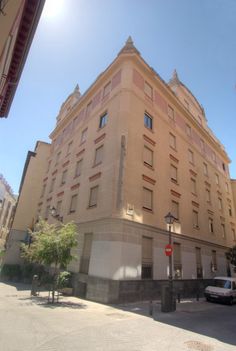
3,141,50,264
6,38,236,302
0,175,16,250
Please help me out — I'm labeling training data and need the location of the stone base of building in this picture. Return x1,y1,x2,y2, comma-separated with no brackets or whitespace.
73,273,213,304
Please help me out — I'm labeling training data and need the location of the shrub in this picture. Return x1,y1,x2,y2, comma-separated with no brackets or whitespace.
1,264,22,280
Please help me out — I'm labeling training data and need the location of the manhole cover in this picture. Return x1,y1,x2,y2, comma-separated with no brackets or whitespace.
184,340,214,351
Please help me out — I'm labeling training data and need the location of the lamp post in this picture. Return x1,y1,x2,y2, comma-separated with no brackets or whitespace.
50,206,63,223
164,212,176,311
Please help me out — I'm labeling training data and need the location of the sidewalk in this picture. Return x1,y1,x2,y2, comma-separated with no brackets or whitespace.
0,282,235,351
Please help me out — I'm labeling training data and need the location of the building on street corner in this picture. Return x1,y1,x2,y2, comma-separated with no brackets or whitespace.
4,37,236,303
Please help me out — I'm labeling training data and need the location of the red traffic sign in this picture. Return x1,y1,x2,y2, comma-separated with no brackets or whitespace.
165,244,173,256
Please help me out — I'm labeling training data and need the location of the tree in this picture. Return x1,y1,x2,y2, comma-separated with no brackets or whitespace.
225,245,236,273
21,218,78,303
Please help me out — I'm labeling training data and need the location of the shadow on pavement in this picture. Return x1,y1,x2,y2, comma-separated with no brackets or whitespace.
116,299,236,347
18,295,88,309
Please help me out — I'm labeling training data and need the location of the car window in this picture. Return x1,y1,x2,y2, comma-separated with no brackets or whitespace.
214,279,231,289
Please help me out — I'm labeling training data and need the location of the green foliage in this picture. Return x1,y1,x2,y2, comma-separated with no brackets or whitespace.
1,264,21,280
21,218,78,269
225,246,236,268
57,271,71,289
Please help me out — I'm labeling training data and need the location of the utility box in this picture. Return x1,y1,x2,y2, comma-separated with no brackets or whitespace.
161,285,176,312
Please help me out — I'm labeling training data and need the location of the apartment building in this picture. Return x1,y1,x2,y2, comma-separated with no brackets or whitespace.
6,38,236,302
3,141,50,264
0,175,16,250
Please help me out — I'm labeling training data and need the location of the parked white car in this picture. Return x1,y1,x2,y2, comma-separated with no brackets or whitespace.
204,276,236,305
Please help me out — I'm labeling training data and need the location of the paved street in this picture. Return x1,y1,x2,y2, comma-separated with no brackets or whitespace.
0,282,236,351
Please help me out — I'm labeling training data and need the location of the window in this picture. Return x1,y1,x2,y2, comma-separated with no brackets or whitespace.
232,228,236,241
99,112,108,128
212,152,216,162
171,200,179,220
209,218,214,234
193,210,199,228
229,206,232,217
69,194,78,213
222,163,226,171
86,101,92,117
47,160,51,173
226,182,229,193
168,105,174,120
80,233,93,274
203,162,208,176
94,145,103,166
218,198,223,211
200,139,205,152
196,247,203,278
144,112,152,130
103,81,111,97
81,128,88,143
188,149,194,164
143,146,153,167
45,205,50,220
143,187,153,211
49,178,56,193
41,184,46,198
169,133,176,149
66,141,73,155
170,164,178,183
56,200,62,216
186,124,192,137
191,178,197,194
211,250,217,271
141,236,153,279
56,151,61,164
75,159,83,177
89,186,99,207
215,173,219,185
173,243,182,279
144,81,153,100
206,188,211,203
61,169,67,185
221,223,226,239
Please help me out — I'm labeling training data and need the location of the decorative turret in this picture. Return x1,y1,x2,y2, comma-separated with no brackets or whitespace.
118,36,140,56
169,69,180,86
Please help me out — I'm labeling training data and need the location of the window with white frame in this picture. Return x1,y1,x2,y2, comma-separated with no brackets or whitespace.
170,164,178,183
99,112,108,128
89,186,99,207
49,178,56,193
66,141,73,155
144,112,153,130
215,173,219,185
191,178,197,195
206,188,211,203
75,159,83,177
209,218,214,234
168,105,174,120
193,210,199,228
218,197,223,211
143,187,153,211
188,149,194,164
169,133,176,149
171,200,179,220
143,146,153,167
81,128,88,143
203,162,208,176
94,145,103,166
221,223,226,239
61,169,68,185
186,124,192,137
69,194,78,213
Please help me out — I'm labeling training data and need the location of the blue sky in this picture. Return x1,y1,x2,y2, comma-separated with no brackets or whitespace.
1,0,236,194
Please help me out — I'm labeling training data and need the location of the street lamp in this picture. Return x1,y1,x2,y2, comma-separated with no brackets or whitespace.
164,212,177,311
50,206,63,222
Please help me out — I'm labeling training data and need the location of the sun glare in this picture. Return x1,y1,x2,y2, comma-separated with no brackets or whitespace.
42,0,65,19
